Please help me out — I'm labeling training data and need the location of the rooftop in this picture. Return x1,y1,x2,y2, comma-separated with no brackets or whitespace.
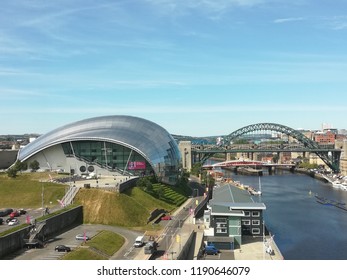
209,183,266,215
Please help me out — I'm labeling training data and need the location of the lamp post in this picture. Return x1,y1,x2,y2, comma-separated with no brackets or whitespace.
41,181,44,216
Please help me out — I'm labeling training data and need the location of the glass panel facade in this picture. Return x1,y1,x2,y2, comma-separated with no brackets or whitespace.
62,141,154,176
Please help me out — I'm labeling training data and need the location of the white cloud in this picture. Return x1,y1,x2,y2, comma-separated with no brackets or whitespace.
273,17,305,24
144,0,265,17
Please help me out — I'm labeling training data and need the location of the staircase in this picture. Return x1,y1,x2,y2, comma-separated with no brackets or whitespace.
61,185,81,206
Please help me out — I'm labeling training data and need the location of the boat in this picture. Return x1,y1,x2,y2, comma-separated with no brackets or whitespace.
332,181,342,189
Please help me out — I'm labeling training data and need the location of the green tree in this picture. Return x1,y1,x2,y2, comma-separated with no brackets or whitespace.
14,160,27,171
29,160,40,171
136,177,153,192
272,154,279,163
191,163,203,176
7,167,17,178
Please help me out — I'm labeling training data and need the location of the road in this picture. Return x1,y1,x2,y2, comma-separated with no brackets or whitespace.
4,224,144,260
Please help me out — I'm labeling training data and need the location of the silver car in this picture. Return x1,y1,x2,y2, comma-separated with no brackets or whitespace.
75,234,90,241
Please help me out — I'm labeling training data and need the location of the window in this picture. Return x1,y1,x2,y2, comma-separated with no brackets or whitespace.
252,220,260,226
252,228,260,235
252,211,260,217
242,220,250,226
216,228,227,234
244,211,250,217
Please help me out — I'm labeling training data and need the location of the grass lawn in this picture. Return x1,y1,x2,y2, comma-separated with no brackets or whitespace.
87,230,125,256
0,172,65,208
62,248,108,260
75,186,184,227
61,230,124,260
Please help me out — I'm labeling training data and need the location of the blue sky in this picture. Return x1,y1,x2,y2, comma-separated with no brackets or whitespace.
1,0,347,136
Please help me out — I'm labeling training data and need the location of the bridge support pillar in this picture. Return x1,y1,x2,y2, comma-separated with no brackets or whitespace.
268,166,275,175
178,141,192,172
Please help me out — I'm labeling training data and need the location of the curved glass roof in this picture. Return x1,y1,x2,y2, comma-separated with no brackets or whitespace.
18,115,181,176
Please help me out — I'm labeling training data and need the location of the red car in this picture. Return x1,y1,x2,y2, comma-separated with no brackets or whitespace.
161,215,171,221
10,211,20,219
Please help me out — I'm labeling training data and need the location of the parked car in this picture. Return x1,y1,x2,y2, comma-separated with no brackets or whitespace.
161,215,172,220
55,245,71,252
204,245,220,255
0,208,13,217
10,211,20,219
18,209,27,215
0,218,3,225
75,234,90,241
8,218,19,226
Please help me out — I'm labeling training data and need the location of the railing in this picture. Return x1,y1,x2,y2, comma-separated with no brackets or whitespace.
61,185,81,206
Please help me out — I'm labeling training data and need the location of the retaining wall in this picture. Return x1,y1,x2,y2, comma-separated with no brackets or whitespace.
0,206,83,259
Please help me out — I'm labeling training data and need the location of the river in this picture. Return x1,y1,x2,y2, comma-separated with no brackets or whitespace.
223,170,347,260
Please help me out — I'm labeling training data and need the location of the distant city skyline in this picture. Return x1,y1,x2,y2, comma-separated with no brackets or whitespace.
1,1,347,136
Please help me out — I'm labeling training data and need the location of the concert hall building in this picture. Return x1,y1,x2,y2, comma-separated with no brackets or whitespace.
17,115,181,184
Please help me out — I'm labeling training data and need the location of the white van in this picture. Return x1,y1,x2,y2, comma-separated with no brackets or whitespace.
133,236,144,247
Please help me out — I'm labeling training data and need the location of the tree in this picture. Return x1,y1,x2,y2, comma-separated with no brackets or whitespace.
191,163,203,176
136,177,153,192
7,167,17,178
272,154,279,163
29,160,40,171
14,160,27,171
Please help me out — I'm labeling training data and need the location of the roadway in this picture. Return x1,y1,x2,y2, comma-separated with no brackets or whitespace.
3,224,143,260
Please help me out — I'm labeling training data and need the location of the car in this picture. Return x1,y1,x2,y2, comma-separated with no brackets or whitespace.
161,215,172,220
55,245,71,252
75,234,90,241
9,211,20,219
8,218,19,226
18,209,27,215
0,208,13,217
204,245,220,255
133,236,145,247
0,218,3,225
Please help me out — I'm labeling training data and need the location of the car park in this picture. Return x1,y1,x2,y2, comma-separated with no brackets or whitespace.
55,245,71,252
75,234,90,241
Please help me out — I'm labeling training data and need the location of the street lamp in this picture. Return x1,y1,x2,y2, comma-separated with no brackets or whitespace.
41,181,44,216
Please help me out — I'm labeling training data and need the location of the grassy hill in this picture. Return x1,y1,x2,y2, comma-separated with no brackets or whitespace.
0,172,65,208
74,186,182,228
0,172,189,229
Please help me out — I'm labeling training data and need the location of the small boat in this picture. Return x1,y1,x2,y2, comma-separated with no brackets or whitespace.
332,181,342,189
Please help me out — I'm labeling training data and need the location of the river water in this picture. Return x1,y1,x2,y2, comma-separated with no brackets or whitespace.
223,170,347,260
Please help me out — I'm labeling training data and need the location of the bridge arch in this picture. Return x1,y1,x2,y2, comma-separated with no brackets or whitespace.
225,123,339,173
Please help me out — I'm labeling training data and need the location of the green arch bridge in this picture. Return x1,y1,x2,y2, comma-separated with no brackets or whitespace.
189,123,341,173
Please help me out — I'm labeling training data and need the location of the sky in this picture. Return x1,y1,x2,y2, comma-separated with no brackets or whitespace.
1,0,347,137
